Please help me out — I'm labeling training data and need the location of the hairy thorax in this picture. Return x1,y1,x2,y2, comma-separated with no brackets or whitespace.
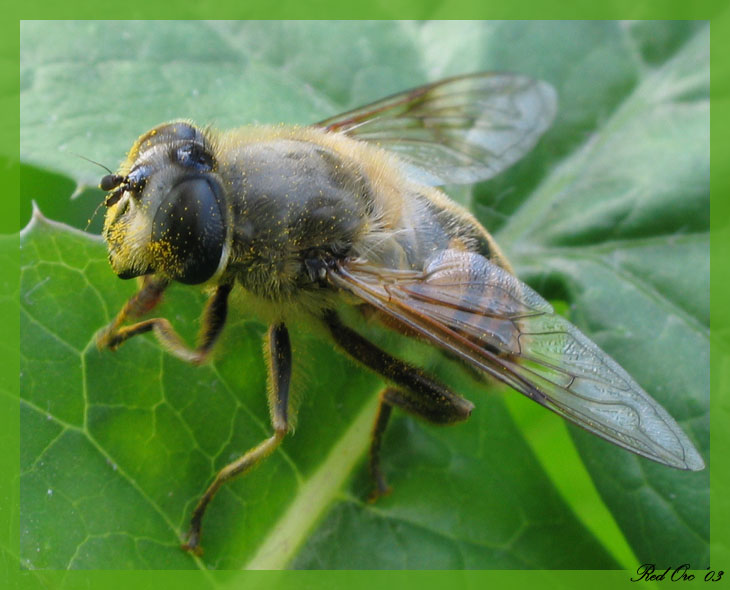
213,126,507,303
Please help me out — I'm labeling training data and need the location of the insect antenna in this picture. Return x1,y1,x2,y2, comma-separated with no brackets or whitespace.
70,152,115,175
71,152,119,232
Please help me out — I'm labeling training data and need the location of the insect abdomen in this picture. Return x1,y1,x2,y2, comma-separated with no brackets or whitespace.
361,186,509,274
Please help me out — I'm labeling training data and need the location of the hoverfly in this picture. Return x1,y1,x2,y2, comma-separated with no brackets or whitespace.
95,72,704,554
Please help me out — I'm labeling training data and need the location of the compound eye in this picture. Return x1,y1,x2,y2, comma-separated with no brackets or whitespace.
138,121,201,152
176,143,215,171
151,177,226,284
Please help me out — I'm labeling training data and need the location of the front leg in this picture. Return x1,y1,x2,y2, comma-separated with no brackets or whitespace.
97,276,232,365
182,322,293,555
96,275,169,349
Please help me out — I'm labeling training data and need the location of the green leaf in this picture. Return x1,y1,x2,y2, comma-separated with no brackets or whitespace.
20,21,708,570
501,26,710,567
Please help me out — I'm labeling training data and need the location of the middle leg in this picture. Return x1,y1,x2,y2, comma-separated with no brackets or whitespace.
182,322,293,554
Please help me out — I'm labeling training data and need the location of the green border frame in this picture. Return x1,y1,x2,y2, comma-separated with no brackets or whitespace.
5,4,730,590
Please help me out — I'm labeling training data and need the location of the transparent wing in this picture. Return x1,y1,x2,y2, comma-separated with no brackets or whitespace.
328,249,704,470
315,72,557,186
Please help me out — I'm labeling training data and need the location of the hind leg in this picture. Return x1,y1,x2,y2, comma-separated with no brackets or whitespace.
324,311,474,500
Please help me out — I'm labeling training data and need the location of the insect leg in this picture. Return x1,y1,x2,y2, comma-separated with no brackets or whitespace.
369,388,394,499
96,279,232,365
96,275,170,348
182,322,292,555
323,310,474,500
